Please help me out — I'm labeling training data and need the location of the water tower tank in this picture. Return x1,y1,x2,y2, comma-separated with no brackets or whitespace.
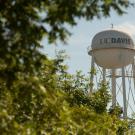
88,30,135,68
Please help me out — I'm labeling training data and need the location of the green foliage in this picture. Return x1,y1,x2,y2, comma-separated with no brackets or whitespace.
89,83,111,113
109,105,123,117
0,0,134,134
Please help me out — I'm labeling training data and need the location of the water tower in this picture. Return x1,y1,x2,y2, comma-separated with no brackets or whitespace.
88,29,135,119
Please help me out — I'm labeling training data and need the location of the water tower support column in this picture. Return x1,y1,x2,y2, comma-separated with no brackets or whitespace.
103,68,106,83
112,69,116,108
90,56,95,93
122,67,127,118
132,60,135,95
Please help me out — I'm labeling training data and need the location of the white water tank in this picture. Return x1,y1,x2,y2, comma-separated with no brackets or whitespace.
88,30,135,68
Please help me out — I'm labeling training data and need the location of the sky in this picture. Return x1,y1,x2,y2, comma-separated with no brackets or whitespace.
42,3,135,75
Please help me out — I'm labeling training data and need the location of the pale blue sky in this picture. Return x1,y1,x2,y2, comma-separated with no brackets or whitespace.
42,4,135,74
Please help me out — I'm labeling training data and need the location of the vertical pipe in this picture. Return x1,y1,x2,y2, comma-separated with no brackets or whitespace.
90,56,95,94
112,68,116,108
103,68,106,83
122,67,127,119
132,59,135,95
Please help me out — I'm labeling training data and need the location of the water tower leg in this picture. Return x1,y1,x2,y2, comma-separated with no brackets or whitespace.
122,67,127,119
112,69,116,108
90,56,95,93
103,68,106,83
132,59,135,95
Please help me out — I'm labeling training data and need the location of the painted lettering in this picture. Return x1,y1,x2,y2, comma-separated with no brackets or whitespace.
111,38,116,43
100,38,131,44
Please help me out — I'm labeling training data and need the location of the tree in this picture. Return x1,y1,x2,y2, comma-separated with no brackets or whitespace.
0,0,134,134
0,0,133,84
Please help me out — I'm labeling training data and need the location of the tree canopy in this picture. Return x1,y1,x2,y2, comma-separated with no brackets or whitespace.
0,0,134,134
